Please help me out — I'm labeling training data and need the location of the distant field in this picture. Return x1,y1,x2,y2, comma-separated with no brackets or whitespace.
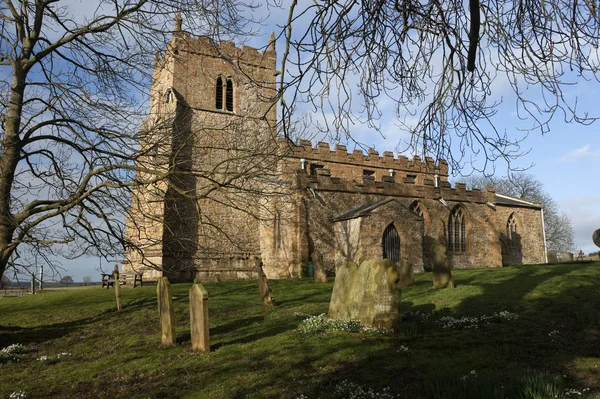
1,263,600,398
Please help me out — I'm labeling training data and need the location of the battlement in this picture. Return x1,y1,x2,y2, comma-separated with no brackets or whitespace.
281,140,449,185
160,32,277,72
296,167,495,204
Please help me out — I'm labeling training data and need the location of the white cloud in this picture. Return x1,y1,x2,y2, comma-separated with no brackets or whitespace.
559,144,600,162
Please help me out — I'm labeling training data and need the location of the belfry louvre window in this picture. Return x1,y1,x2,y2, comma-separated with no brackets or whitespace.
448,207,467,252
216,77,223,110
382,223,401,265
226,78,234,112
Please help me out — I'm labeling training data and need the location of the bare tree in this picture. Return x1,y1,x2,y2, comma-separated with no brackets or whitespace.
460,173,574,255
83,276,92,286
0,1,262,282
276,1,600,173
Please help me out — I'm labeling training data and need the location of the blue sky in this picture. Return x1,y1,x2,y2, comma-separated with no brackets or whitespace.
34,4,600,281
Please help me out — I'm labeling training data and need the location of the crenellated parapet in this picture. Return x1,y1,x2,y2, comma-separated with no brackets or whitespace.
296,167,495,204
282,141,449,185
158,33,278,73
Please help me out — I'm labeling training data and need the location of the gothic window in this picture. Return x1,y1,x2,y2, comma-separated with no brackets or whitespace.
226,78,234,112
507,214,519,249
216,77,223,110
448,206,467,252
382,223,401,265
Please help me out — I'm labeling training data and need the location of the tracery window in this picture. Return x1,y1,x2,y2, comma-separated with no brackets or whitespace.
448,206,467,252
507,214,519,249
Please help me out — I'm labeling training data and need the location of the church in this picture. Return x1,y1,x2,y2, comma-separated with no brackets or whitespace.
123,27,547,282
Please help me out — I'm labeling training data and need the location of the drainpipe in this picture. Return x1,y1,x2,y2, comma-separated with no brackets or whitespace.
541,207,548,263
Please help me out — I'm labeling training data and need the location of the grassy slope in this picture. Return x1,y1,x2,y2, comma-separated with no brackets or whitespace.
1,263,600,398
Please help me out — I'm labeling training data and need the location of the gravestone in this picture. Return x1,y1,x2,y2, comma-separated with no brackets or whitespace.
113,265,122,311
254,257,273,306
328,259,401,330
398,259,415,287
328,260,359,320
312,249,328,283
157,277,176,346
189,281,210,353
431,240,454,289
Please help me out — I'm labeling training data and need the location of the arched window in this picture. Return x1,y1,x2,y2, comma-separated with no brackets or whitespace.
225,78,234,112
216,77,223,110
507,214,520,249
382,223,401,265
448,206,467,252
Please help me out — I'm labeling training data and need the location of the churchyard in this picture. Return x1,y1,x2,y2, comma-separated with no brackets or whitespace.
1,263,600,398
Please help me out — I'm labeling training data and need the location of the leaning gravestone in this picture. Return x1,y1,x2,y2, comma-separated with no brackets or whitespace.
312,249,328,283
157,277,176,346
254,257,273,306
328,259,401,330
397,259,415,287
189,281,210,353
431,241,454,289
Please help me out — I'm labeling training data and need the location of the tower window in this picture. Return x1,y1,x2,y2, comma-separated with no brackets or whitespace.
216,77,223,110
226,78,234,112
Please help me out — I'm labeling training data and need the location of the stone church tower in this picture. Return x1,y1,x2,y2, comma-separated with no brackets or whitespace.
124,25,282,281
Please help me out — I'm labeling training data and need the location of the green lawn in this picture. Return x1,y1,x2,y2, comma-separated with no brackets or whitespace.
1,263,600,398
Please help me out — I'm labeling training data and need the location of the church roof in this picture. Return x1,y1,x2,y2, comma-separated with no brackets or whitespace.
494,193,543,209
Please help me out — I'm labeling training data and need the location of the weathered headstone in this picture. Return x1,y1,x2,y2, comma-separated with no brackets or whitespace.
398,258,415,287
254,257,273,306
328,259,401,330
431,241,454,289
189,281,210,353
312,249,328,283
113,265,122,311
157,277,176,346
328,260,359,320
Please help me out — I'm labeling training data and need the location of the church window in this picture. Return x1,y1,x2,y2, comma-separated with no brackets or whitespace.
507,214,519,249
448,206,467,252
382,223,401,265
216,77,223,110
226,78,234,112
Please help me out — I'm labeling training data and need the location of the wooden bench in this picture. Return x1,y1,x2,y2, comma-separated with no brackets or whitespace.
101,272,143,288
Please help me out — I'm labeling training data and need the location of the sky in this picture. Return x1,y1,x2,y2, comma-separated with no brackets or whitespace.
10,2,600,282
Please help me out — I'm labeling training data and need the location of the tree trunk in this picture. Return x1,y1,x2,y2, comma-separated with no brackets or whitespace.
0,67,26,281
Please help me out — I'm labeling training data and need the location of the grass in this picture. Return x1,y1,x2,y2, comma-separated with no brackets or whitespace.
1,263,600,398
